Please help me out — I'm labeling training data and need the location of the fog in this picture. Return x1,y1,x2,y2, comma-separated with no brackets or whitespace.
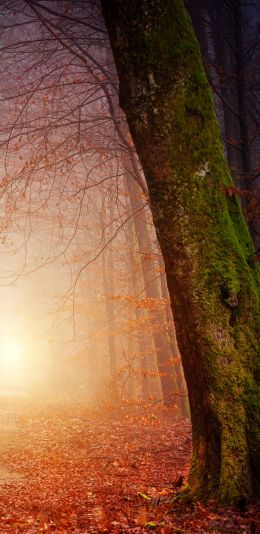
0,0,187,411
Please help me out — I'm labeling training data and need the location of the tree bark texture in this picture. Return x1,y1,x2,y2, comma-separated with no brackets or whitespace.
102,0,260,503
187,0,260,251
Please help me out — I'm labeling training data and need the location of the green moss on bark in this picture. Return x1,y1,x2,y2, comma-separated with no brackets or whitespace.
102,0,260,502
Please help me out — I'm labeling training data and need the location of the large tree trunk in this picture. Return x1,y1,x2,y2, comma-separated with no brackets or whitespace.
102,0,260,503
187,0,260,252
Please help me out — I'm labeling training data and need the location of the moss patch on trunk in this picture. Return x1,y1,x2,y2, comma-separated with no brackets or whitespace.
102,0,260,502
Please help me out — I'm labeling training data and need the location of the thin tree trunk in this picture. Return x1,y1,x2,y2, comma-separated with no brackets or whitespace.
126,174,176,404
158,250,189,416
126,218,154,400
125,217,147,400
101,206,117,386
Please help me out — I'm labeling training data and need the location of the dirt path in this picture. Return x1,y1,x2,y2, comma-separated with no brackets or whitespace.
0,399,258,533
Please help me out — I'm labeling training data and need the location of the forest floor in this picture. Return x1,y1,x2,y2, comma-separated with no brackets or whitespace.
0,398,258,533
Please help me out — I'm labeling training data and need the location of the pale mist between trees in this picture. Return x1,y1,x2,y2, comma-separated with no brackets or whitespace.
0,0,188,410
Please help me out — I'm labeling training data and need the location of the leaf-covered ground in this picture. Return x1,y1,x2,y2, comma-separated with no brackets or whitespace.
0,398,258,533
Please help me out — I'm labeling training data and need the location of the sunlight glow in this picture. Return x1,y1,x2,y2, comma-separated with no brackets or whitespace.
0,329,55,397
1,338,24,368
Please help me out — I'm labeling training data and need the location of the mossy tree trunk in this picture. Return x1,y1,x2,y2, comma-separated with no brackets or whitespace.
101,0,260,503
